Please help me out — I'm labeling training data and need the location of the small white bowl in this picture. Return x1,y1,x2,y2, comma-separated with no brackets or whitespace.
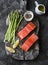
24,11,34,21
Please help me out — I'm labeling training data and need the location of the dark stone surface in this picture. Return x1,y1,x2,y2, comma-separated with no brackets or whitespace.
27,0,48,64
0,0,48,65
5,18,39,60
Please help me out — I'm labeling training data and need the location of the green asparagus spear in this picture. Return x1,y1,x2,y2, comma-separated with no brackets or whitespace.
4,10,23,44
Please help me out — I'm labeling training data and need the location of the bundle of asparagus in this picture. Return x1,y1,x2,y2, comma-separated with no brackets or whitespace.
4,10,23,44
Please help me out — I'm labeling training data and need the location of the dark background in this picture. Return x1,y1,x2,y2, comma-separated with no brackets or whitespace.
0,0,48,65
